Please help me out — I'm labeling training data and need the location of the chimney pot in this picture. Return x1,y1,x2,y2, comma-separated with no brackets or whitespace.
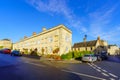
32,32,37,36
42,27,47,31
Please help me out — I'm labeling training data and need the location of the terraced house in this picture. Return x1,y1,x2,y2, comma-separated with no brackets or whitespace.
72,36,108,54
13,25,72,55
0,39,12,49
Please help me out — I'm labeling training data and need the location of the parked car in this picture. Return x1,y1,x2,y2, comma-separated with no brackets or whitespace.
95,53,108,61
2,48,11,54
11,50,22,56
82,54,97,62
94,54,102,61
0,49,3,53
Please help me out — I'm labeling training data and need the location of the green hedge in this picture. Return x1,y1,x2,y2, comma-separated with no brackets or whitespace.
61,51,94,60
61,51,73,60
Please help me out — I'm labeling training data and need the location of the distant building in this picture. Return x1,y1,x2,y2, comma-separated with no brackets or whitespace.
13,25,72,55
0,39,12,49
72,36,108,54
108,45,119,55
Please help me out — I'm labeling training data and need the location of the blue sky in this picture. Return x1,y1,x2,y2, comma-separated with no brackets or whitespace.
0,0,120,45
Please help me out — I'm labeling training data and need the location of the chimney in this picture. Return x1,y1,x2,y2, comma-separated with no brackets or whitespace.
24,36,27,39
83,37,86,42
97,36,100,41
42,27,47,31
83,35,87,42
32,32,37,36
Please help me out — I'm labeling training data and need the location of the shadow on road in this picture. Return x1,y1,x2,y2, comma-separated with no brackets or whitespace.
106,56,120,63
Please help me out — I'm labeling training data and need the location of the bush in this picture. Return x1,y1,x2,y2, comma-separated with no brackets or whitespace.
61,51,73,60
61,51,94,60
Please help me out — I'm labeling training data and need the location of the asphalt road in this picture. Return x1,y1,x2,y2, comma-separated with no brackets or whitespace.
0,53,82,80
0,53,120,80
60,56,120,80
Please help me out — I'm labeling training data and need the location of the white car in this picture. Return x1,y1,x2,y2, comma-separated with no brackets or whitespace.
82,54,97,62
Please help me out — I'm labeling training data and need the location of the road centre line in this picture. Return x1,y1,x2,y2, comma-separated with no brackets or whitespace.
62,69,106,80
96,69,101,72
88,63,119,79
108,73,118,78
91,63,102,70
101,72,109,77
102,70,107,72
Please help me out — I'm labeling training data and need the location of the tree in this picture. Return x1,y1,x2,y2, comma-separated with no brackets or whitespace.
53,48,59,54
41,48,44,55
0,46,3,49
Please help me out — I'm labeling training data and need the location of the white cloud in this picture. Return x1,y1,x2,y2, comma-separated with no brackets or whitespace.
88,3,120,43
27,0,87,33
27,0,120,44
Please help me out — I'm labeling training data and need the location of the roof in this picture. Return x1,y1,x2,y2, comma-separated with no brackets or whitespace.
108,44,117,48
1,39,11,41
73,40,97,48
73,39,104,48
15,24,72,43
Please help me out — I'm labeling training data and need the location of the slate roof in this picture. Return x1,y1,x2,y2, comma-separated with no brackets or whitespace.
73,40,104,48
1,39,11,41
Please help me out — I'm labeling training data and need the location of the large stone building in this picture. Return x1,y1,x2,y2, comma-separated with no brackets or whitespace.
0,39,12,49
13,25,72,55
108,45,119,55
72,36,108,54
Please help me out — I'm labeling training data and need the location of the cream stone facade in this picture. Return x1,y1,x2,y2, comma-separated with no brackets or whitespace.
13,25,72,55
108,45,119,55
72,37,108,54
0,39,12,49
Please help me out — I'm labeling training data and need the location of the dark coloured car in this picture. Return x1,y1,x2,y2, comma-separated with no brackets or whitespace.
2,48,11,54
0,49,3,53
94,54,102,61
95,53,108,61
100,53,108,60
11,50,22,56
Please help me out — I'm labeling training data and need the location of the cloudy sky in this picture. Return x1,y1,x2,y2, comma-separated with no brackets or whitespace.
0,0,120,45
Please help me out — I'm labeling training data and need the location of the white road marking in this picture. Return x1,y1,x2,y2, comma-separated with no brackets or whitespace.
88,63,119,79
91,63,97,67
97,67,101,69
96,69,101,72
101,72,109,77
102,70,107,72
92,66,96,69
108,73,118,78
62,69,106,80
87,63,93,66
24,61,46,67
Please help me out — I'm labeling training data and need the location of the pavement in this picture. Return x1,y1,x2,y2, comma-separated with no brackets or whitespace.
22,54,82,64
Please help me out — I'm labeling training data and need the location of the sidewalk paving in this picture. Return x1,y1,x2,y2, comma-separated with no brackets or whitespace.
22,54,40,59
40,56,82,64
23,55,82,64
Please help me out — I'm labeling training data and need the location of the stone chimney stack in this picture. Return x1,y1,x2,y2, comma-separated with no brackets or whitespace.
97,36,100,41
83,35,87,42
32,32,37,36
83,37,86,42
42,27,47,31
24,36,27,39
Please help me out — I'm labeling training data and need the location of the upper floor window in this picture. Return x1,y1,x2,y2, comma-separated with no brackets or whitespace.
49,47,52,53
48,37,53,42
65,36,69,42
37,40,40,44
66,47,68,52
